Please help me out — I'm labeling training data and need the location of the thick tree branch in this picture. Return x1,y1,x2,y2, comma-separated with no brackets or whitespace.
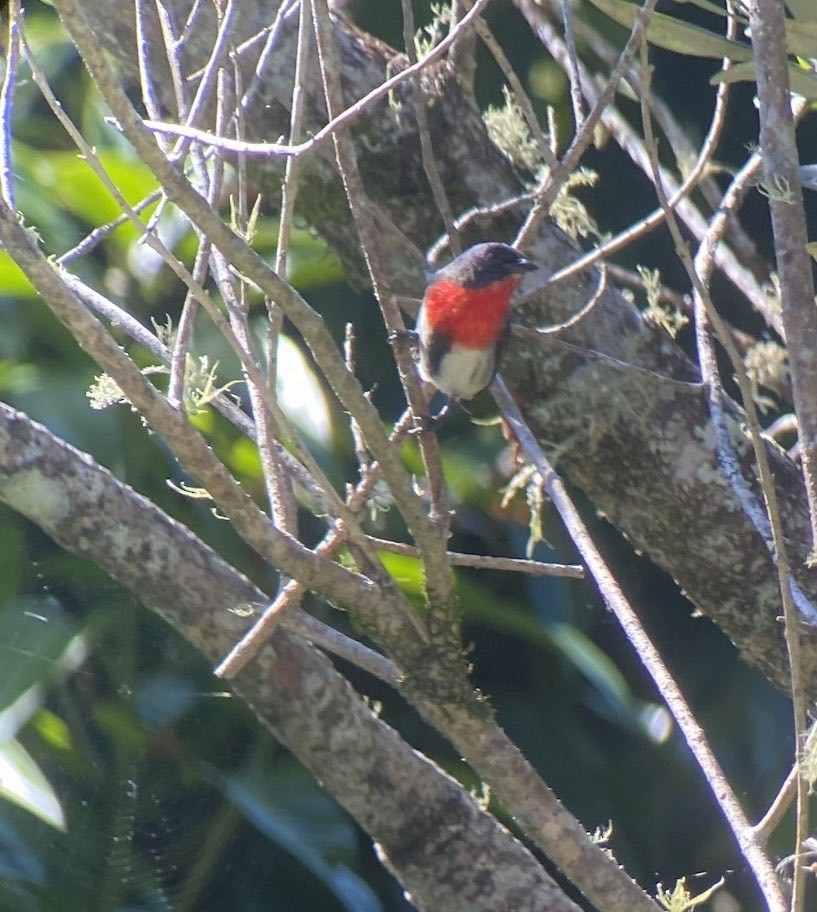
0,403,574,912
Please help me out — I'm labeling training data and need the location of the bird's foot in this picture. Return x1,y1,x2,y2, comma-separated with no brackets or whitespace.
409,398,452,434
388,328,419,347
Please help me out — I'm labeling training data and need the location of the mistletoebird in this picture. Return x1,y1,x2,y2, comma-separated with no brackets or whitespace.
415,242,537,410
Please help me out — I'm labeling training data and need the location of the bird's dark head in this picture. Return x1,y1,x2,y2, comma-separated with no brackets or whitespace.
436,242,537,288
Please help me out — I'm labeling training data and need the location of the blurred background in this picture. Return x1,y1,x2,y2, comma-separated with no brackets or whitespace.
0,1,807,909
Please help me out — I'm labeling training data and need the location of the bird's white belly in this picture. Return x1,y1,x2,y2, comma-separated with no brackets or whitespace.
432,345,496,400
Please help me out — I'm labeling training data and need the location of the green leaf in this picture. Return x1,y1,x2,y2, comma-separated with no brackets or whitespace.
711,60,817,99
376,551,425,597
585,0,753,60
0,738,65,830
785,18,817,58
0,598,87,740
787,0,817,22
0,252,37,298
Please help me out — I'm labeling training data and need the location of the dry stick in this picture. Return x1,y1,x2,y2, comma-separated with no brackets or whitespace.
637,45,793,912
559,0,584,130
753,765,799,846
521,5,779,335
56,187,163,264
179,0,238,135
237,0,300,116
427,191,536,266
310,0,455,615
546,25,734,291
54,0,441,589
178,0,207,46
285,610,400,685
0,0,21,211
367,537,584,578
514,0,660,249
142,0,495,158
345,325,371,478
152,0,186,115
135,0,165,130
685,141,810,912
400,0,462,257
40,0,215,265
492,375,787,912
745,17,817,901
264,0,313,537
212,61,295,535
216,409,418,679
168,240,208,409
568,0,769,284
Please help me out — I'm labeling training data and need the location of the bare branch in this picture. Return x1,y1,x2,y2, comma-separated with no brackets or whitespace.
492,376,787,912
367,538,584,578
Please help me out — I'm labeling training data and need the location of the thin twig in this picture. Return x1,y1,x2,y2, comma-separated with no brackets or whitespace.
367,538,584,578
143,0,494,160
637,42,794,912
135,0,165,126
520,4,777,332
262,0,313,538
168,241,208,409
492,375,787,912
514,0,659,249
0,0,21,211
283,611,401,685
237,0,300,116
216,410,419,678
752,764,798,845
559,0,584,130
745,10,817,900
401,0,461,257
56,188,164,264
345,324,371,478
310,0,455,615
152,0,186,114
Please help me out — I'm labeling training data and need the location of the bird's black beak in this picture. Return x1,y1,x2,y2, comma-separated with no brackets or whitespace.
513,256,538,274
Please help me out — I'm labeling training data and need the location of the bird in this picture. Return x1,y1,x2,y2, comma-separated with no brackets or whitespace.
414,242,537,418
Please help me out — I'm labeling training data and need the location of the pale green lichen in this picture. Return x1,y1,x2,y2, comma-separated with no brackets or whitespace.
414,2,452,58
744,339,788,411
550,169,601,242
483,86,544,176
656,876,723,911
640,266,688,339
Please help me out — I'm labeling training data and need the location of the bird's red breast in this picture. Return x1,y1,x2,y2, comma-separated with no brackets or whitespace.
422,275,520,348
